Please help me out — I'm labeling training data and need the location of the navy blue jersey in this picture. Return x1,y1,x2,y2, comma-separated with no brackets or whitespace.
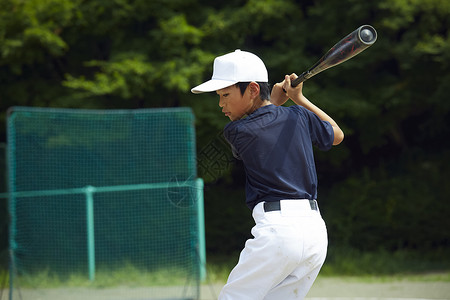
223,104,334,209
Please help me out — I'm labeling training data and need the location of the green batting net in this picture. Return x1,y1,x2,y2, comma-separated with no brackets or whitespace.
4,106,205,300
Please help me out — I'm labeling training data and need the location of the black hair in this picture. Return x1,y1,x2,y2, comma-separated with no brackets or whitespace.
236,82,270,101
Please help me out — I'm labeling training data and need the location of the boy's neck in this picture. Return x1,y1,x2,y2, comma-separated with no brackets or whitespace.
246,99,272,116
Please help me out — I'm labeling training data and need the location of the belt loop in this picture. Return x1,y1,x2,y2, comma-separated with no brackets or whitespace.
309,200,318,211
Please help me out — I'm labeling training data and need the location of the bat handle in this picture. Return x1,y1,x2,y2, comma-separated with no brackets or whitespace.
291,70,311,87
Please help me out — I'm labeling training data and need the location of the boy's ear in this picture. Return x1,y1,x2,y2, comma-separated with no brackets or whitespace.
248,82,261,99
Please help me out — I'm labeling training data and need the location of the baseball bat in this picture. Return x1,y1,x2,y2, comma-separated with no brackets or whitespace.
290,25,377,87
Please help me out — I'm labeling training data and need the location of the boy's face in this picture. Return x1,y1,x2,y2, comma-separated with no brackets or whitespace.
216,84,254,121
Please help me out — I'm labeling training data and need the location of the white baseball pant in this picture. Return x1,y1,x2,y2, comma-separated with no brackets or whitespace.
218,199,328,300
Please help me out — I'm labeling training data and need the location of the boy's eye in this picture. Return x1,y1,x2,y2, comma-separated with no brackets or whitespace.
223,93,229,97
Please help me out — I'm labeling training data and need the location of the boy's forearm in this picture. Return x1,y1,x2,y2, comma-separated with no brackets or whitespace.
280,74,343,145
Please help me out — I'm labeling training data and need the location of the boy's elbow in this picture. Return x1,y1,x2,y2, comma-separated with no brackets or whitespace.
333,128,344,145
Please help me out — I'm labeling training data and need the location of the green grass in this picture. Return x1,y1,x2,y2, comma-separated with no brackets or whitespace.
1,264,200,289
203,248,450,283
203,254,238,283
0,269,8,288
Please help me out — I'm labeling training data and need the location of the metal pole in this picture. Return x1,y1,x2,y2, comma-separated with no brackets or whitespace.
85,186,96,281
195,179,206,281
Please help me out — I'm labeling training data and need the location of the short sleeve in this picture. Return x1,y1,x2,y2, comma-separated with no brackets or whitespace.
291,105,334,151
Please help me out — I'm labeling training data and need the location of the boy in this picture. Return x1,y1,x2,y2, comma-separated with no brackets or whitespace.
191,49,344,300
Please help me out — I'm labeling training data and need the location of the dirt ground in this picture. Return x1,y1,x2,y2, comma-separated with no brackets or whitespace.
2,276,449,300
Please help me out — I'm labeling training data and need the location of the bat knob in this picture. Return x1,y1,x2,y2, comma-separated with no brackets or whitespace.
358,25,377,45
360,29,374,43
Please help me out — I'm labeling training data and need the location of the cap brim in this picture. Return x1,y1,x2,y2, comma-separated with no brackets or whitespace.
191,79,237,94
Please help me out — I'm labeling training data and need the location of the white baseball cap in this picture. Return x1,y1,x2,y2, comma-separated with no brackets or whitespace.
191,49,268,94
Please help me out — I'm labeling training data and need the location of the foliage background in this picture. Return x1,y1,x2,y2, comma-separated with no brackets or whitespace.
1,0,449,269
